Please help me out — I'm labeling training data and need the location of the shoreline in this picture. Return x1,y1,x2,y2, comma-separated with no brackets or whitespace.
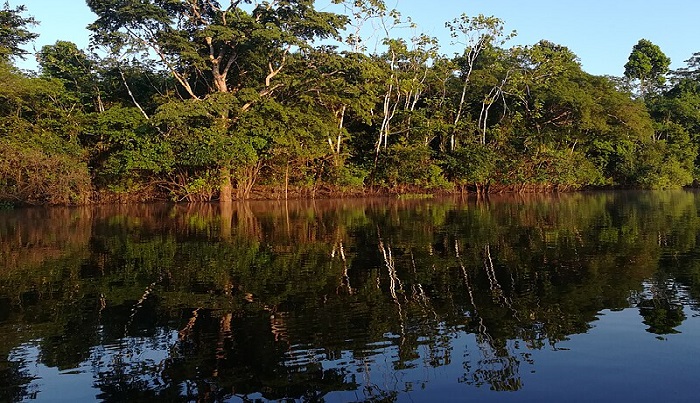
2,184,693,208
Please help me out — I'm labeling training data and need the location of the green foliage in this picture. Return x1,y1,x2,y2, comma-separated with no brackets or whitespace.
532,148,605,187
163,169,218,202
0,135,91,204
624,39,671,96
0,60,91,204
37,41,100,110
2,3,699,202
326,164,367,188
92,106,173,191
632,140,694,190
376,144,450,189
442,143,496,186
0,2,37,61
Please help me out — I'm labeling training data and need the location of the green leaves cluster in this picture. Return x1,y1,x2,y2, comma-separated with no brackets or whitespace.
0,2,36,61
624,38,671,97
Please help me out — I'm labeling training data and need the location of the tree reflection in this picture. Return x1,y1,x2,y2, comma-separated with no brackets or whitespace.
637,274,687,335
0,357,36,402
0,193,700,399
638,298,685,335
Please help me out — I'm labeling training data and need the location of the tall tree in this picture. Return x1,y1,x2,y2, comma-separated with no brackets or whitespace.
37,41,106,112
86,0,348,201
0,2,37,61
624,39,670,97
446,14,515,149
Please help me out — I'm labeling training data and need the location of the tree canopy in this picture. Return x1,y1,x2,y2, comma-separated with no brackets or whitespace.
0,2,37,61
624,38,671,97
1,1,700,205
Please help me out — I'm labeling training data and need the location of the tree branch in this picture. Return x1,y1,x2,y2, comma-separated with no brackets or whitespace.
118,65,150,120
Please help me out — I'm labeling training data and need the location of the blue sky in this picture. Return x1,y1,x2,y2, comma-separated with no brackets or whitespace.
14,0,700,77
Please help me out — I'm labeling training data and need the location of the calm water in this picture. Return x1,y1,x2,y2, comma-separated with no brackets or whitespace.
1,191,699,402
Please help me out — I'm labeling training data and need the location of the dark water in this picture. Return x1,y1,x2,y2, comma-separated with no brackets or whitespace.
1,191,699,402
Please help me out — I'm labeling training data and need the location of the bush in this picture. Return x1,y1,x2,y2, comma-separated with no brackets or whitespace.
375,144,450,189
0,138,92,205
442,143,496,186
628,141,694,189
327,164,367,189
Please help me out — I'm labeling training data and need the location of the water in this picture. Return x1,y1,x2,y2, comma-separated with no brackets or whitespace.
0,191,699,402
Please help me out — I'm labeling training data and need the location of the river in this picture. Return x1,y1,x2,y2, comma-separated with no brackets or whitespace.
0,191,699,402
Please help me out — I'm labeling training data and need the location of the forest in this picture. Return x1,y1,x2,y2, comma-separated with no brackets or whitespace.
2,0,700,205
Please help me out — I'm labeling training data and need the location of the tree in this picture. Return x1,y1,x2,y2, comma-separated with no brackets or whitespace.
624,39,670,97
37,41,106,112
86,0,349,201
0,61,92,205
446,14,515,149
644,56,700,185
0,2,37,61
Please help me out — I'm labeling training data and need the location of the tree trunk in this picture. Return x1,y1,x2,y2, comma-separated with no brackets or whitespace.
212,64,228,93
219,167,233,202
335,105,346,165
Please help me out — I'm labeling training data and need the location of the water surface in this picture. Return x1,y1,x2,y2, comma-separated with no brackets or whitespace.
1,191,699,402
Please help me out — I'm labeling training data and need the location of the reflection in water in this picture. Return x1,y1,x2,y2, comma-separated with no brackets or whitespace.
0,192,700,401
638,278,687,335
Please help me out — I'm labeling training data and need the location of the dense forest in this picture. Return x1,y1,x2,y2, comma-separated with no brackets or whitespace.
2,0,700,205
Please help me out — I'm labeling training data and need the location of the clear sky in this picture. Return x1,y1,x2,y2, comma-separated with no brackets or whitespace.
13,0,700,77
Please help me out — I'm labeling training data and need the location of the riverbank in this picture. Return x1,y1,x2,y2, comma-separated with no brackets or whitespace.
1,181,656,208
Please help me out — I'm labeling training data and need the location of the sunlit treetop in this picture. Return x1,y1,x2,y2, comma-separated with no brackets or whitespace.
624,38,670,96
0,2,38,61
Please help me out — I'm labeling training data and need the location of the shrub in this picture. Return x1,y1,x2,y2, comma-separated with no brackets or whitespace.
376,144,450,189
0,138,92,205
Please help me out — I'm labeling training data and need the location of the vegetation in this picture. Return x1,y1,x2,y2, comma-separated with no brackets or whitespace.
2,1,700,204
